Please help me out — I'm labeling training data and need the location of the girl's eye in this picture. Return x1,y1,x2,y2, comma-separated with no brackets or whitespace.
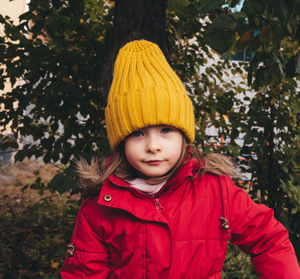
131,130,144,137
161,127,173,134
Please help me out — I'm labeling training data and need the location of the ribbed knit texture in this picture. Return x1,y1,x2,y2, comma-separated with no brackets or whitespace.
105,40,195,151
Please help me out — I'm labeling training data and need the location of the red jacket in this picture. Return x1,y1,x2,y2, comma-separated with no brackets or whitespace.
61,159,300,278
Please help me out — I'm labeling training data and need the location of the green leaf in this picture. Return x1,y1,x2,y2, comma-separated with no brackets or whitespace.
242,0,264,15
204,15,236,54
295,51,300,75
167,0,191,12
0,136,18,150
14,150,26,161
215,14,237,31
205,27,235,54
48,167,79,195
286,55,295,78
296,26,300,43
274,0,289,22
198,0,224,13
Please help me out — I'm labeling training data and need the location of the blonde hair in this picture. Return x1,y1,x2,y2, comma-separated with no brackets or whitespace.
76,139,238,198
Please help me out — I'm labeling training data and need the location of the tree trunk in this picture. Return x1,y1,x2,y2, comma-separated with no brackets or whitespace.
99,0,168,104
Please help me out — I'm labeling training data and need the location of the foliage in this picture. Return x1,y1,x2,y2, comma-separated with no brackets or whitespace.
222,243,256,279
167,1,247,156
232,0,300,253
0,0,112,166
0,190,80,279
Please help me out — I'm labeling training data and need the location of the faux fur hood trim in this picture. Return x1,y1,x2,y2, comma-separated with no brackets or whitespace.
76,158,105,190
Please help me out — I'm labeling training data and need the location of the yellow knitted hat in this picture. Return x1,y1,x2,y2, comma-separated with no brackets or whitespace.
105,40,195,151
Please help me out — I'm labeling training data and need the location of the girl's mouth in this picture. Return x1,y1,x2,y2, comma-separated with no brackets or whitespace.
145,160,162,165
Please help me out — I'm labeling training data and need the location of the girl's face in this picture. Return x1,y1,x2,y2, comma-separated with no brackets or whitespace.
124,125,184,180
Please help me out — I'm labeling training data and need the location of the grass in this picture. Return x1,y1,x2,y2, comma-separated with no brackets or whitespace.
0,159,80,279
0,159,59,213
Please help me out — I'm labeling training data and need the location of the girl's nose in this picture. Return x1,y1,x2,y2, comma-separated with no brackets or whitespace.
145,136,161,153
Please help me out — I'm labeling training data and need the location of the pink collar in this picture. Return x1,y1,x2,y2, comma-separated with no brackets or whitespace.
127,178,167,196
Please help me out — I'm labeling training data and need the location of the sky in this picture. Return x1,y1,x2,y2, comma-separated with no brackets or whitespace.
25,0,30,11
231,0,245,12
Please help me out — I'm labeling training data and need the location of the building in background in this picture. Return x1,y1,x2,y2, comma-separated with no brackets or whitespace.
0,0,27,26
0,0,27,94
0,0,28,163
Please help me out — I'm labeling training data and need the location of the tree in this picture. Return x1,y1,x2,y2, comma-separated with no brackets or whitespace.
0,0,299,257
99,0,169,102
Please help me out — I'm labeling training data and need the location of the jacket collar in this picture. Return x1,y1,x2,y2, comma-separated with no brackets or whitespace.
97,159,199,223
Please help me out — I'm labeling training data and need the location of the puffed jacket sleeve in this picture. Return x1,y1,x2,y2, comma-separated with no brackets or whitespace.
222,176,300,278
60,198,112,278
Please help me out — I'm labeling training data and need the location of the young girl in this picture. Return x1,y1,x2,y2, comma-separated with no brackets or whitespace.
61,40,300,278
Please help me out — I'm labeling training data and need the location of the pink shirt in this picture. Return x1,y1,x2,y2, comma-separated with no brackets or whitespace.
128,178,166,195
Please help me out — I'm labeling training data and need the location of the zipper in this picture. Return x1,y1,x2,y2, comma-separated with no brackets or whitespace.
153,198,164,211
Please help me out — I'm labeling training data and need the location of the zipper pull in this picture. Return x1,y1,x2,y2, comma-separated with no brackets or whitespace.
154,198,164,211
219,217,230,231
66,243,75,257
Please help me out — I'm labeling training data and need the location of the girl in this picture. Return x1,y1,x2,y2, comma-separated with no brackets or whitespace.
61,40,300,278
